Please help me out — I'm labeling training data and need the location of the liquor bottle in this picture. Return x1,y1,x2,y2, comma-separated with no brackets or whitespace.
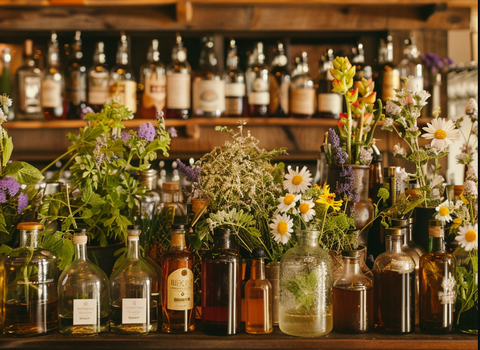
160,182,188,225
192,36,225,117
0,47,14,120
201,227,241,335
379,35,400,103
223,39,246,117
290,52,315,119
246,42,270,117
138,168,161,220
333,249,374,333
268,42,290,117
3,222,59,336
368,145,383,203
41,31,66,120
245,248,273,334
109,225,158,333
110,33,137,114
88,41,110,113
373,228,416,334
65,31,87,119
419,220,456,334
398,34,424,93
58,229,110,334
352,43,371,81
141,39,166,119
166,33,191,119
316,49,342,119
160,224,195,333
15,39,43,120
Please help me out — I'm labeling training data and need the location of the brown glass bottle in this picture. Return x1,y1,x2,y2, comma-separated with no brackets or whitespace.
246,42,269,117
368,145,383,203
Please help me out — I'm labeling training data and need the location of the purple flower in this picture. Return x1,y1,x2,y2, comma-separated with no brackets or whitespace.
0,177,20,196
17,193,28,214
328,129,347,165
121,132,132,144
176,158,201,183
0,190,6,204
168,127,178,138
81,106,95,120
138,122,156,142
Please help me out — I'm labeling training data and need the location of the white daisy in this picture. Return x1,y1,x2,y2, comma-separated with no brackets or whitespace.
283,166,312,194
421,118,459,151
277,193,301,213
435,200,453,222
298,200,315,222
269,213,294,244
455,223,478,251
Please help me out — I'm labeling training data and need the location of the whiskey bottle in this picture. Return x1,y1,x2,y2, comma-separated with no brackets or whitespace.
109,225,158,334
166,33,191,119
0,47,14,120
160,224,195,333
398,34,424,93
268,42,290,117
223,39,246,117
379,35,400,103
41,31,66,120
58,229,110,334
316,49,342,119
246,42,270,117
141,39,166,119
87,41,110,113
65,31,87,119
290,52,315,119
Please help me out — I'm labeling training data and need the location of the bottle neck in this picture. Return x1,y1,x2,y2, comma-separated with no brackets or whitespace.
213,233,235,249
429,237,445,253
297,231,319,247
75,242,88,261
250,259,265,280
126,236,140,259
170,232,186,250
19,231,39,249
343,256,362,276
387,235,403,253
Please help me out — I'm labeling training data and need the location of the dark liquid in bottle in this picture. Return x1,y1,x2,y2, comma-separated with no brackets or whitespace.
333,287,374,333
4,298,59,336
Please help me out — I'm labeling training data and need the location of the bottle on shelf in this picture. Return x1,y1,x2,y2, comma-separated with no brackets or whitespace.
368,145,383,203
166,33,191,120
223,39,246,117
58,228,110,335
398,33,424,93
140,39,166,119
246,41,270,117
110,33,137,114
87,41,110,113
160,182,188,225
109,225,159,334
352,43,372,82
138,168,161,220
290,51,315,119
41,31,66,120
268,41,290,117
316,48,342,119
65,31,87,120
377,35,400,103
160,224,195,333
1,47,14,120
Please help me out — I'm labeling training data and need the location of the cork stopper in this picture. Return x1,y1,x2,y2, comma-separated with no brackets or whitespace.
162,182,179,191
17,222,43,231
127,225,141,240
428,220,444,238
73,235,88,245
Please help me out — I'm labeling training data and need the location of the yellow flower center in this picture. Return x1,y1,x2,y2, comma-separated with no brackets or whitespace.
292,175,303,186
299,203,310,214
465,230,477,243
326,194,336,204
277,222,288,236
439,206,450,217
283,194,295,206
434,129,447,140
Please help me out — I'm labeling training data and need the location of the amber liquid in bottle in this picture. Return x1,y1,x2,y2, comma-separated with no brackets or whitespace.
4,299,59,335
333,287,374,333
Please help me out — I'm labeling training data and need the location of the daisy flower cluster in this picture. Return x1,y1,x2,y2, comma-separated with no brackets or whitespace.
454,98,478,168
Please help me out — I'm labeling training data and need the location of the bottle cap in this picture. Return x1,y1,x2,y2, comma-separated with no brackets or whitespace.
73,228,87,234
72,235,88,245
384,227,405,236
390,219,408,228
341,249,362,258
17,222,43,231
127,225,141,238
384,166,398,177
170,224,185,231
162,182,179,191
252,248,266,259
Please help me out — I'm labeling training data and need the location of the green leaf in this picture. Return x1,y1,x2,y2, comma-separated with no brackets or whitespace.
3,161,44,185
2,134,13,167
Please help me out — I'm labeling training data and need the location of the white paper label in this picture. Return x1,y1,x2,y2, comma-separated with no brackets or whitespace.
41,79,62,108
166,73,191,109
88,71,110,105
318,93,342,114
167,268,194,311
22,76,41,113
248,92,270,105
193,79,225,113
291,88,315,115
143,73,166,110
73,299,97,326
225,82,245,97
110,80,137,113
122,298,147,324
438,276,456,305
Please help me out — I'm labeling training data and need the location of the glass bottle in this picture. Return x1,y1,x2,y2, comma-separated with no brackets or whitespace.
138,168,161,221
201,227,241,336
1,47,14,120
166,33,191,120
245,248,273,334
333,249,374,333
160,224,195,333
3,222,59,336
87,41,110,113
379,35,400,103
109,225,158,334
110,33,137,114
398,34,424,93
58,228,110,334
42,31,66,120
373,228,415,334
352,43,372,82
223,39,246,117
316,49,342,119
368,145,383,203
268,42,290,117
65,31,87,120
419,220,456,334
279,229,333,337
290,52,316,119
160,182,188,225
15,39,42,120
246,42,270,117
141,39,166,119
192,36,225,117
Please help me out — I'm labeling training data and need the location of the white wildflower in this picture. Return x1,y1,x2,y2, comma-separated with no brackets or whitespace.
393,143,407,157
463,180,478,196
385,101,402,116
421,118,459,151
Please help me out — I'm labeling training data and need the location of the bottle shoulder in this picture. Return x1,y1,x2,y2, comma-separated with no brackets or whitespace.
59,260,109,285
110,258,157,281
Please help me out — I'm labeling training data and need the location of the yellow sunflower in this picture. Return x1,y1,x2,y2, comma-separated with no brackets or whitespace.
316,185,343,211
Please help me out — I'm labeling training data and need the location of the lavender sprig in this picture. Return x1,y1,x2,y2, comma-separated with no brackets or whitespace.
176,158,201,183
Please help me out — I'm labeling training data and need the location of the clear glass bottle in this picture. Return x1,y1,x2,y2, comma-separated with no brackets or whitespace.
379,35,400,103
419,220,456,334
138,168,161,220
246,42,270,117
160,182,188,225
201,226,241,336
65,31,87,120
398,34,424,93
42,31,66,120
87,41,110,113
245,248,273,334
279,229,333,337
109,225,158,334
351,43,369,81
15,39,43,120
58,228,110,334
290,52,315,119
3,222,59,336
160,224,195,333
268,41,290,117
333,249,373,333
223,39,246,117
166,33,191,120
110,33,137,114
0,47,14,120
373,228,415,334
141,39,166,119
316,49,342,119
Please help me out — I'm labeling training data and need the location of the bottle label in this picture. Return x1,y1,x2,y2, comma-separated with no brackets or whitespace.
192,79,225,113
88,71,110,105
390,258,415,274
166,73,191,109
248,92,270,106
437,276,456,305
253,77,269,92
122,298,147,324
66,71,87,106
143,72,166,111
428,225,443,238
225,97,243,116
382,70,400,101
110,80,137,113
73,299,98,326
318,93,342,114
41,78,62,108
291,88,315,115
225,82,245,97
405,76,423,93
279,80,290,113
22,76,42,113
167,268,194,311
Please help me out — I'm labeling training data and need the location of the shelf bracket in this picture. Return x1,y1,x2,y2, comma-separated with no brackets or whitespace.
176,0,193,24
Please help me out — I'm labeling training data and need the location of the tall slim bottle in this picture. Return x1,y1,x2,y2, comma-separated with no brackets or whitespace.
268,42,290,117
290,52,315,119
65,31,87,119
141,39,166,119
223,39,246,117
0,47,14,120
379,35,400,103
87,42,110,113
246,42,270,117
58,229,110,334
109,225,158,334
316,49,342,119
398,34,424,93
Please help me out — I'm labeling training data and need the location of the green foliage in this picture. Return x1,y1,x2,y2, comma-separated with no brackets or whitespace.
456,254,479,324
283,271,318,312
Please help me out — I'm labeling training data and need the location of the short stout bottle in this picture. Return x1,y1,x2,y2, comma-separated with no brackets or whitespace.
246,42,270,117
223,39,246,117
268,42,290,117
65,31,87,119
161,224,195,333
290,52,315,119
245,248,273,334
141,39,166,119
419,220,456,334
316,49,342,119
58,229,110,334
88,42,110,113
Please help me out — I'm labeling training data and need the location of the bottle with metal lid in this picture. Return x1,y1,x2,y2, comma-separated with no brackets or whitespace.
160,182,187,225
3,222,59,336
138,169,161,220
383,166,399,207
